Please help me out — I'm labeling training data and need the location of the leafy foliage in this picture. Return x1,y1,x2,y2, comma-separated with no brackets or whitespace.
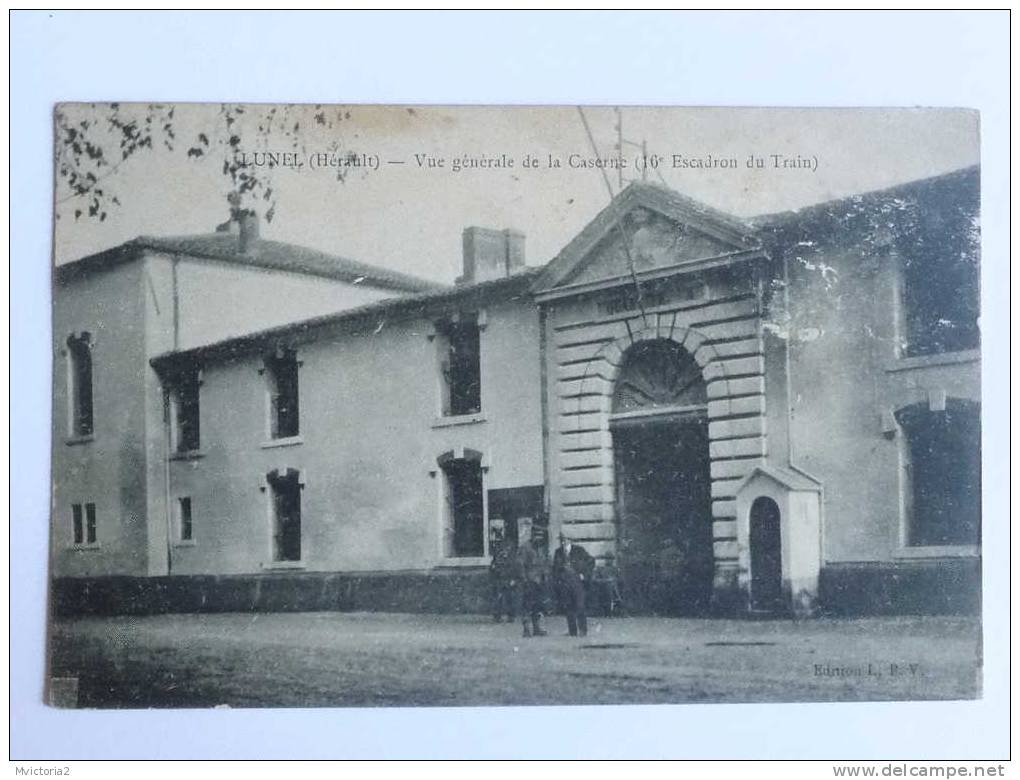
55,103,358,223
55,103,175,221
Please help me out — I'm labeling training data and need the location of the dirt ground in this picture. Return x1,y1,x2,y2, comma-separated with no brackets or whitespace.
48,611,981,708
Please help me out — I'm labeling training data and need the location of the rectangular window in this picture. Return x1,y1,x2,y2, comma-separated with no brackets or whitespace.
269,471,302,562
67,334,93,437
439,316,481,416
85,503,97,544
898,401,981,547
442,458,485,557
266,352,300,439
178,497,193,542
901,256,980,356
170,369,201,452
897,186,980,357
72,504,83,545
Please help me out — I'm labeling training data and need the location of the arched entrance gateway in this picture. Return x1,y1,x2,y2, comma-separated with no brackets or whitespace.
611,339,714,615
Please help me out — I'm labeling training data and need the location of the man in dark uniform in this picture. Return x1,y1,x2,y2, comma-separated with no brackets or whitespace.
552,530,596,637
515,522,548,638
489,535,517,623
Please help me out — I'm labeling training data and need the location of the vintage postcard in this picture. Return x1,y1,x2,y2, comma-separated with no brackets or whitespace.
49,104,981,708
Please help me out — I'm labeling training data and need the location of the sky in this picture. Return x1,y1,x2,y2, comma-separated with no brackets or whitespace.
54,105,979,284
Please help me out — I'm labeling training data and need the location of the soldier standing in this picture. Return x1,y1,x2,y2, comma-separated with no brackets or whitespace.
489,535,517,623
516,524,548,638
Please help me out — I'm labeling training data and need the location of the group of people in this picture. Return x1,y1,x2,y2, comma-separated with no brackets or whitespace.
490,527,596,638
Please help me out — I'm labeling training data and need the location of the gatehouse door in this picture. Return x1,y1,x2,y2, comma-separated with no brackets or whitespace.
611,339,713,616
749,496,783,611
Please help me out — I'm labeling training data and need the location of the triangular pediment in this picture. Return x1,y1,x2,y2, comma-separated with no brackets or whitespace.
534,183,762,297
563,210,740,286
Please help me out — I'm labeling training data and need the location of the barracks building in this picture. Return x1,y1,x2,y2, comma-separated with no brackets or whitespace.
51,167,981,617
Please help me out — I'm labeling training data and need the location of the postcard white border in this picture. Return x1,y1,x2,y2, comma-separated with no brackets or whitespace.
10,9,1010,760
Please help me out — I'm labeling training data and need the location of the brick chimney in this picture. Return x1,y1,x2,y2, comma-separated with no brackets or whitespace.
460,227,525,284
238,211,259,254
215,209,260,255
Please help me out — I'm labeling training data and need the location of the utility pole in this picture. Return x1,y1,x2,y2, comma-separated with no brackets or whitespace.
614,107,650,187
578,106,649,327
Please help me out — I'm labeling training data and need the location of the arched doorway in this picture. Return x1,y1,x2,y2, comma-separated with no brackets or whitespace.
749,496,783,611
611,339,713,615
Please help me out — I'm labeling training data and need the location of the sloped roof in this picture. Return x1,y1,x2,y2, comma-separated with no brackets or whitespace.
151,266,542,368
56,232,443,294
750,165,979,231
124,164,977,369
736,464,822,494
